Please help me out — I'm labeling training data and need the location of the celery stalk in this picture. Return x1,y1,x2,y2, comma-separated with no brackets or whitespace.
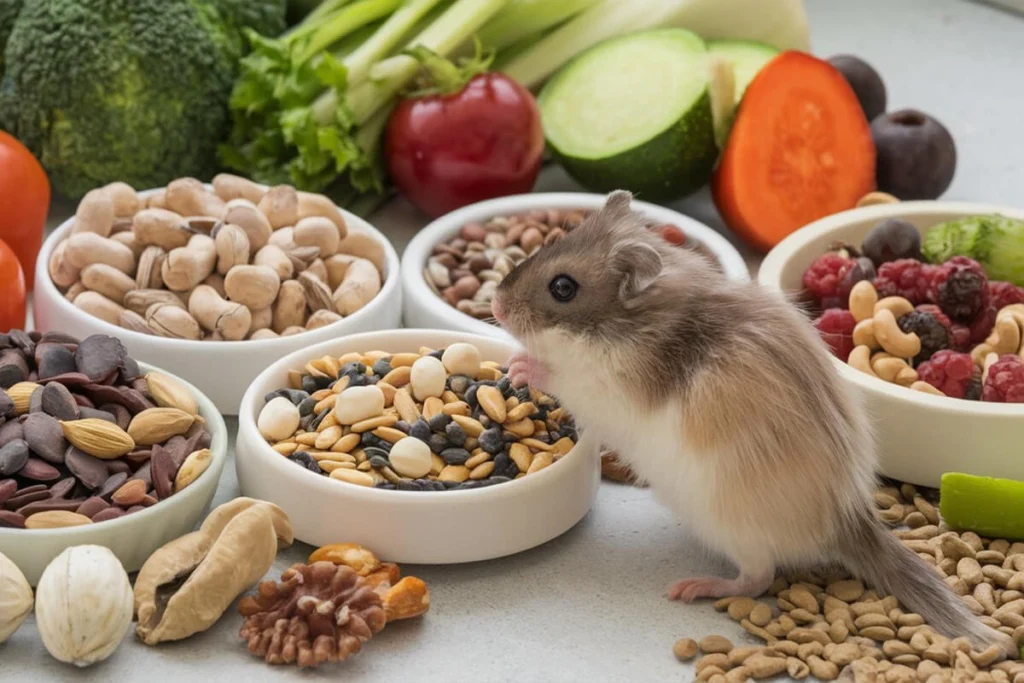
297,0,404,64
353,0,508,121
344,0,447,84
476,0,603,50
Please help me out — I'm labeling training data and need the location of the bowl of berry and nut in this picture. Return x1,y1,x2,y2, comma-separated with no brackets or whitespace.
759,199,1024,488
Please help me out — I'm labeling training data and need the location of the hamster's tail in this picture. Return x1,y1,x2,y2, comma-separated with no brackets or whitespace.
836,509,1014,653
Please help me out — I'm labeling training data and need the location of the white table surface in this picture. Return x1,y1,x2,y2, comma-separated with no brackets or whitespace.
3,0,1023,680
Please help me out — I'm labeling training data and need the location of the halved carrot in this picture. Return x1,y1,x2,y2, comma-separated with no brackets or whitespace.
712,51,876,252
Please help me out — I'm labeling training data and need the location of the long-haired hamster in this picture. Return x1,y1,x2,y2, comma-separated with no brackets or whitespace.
491,190,1008,649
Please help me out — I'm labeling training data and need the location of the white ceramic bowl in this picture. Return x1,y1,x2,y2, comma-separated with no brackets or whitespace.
236,328,601,563
34,188,402,415
759,201,1024,488
0,362,228,584
401,192,751,340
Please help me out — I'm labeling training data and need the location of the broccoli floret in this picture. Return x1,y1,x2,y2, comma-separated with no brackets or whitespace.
0,0,285,199
213,0,287,38
0,0,23,76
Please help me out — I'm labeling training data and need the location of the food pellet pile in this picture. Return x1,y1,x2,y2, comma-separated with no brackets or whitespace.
0,330,212,529
676,483,1024,682
257,343,577,491
424,208,720,321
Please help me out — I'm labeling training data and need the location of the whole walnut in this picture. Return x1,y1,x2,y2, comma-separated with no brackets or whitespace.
239,561,386,668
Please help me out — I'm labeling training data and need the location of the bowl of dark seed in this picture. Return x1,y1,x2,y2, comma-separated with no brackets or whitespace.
236,328,601,563
0,329,228,583
400,192,750,337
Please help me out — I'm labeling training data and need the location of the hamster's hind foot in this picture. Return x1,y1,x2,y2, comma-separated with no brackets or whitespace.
507,351,549,391
667,571,774,603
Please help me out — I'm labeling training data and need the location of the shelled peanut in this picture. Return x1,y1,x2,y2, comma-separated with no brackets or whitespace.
49,176,386,341
678,483,1024,682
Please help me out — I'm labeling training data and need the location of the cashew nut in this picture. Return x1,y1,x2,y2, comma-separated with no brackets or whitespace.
71,188,115,237
874,296,914,319
849,280,878,322
49,241,81,289
202,273,227,299
249,328,279,341
988,313,1022,354
146,190,168,210
188,284,252,341
161,234,216,292
871,355,911,383
280,325,306,337
249,306,273,333
272,280,307,333
872,308,921,359
971,342,994,367
856,191,900,208
331,257,381,316
294,216,340,258
268,226,297,250
223,265,281,310
102,181,140,217
257,185,299,229
852,318,880,350
215,224,250,275
80,263,137,305
253,245,294,280
65,281,86,302
894,366,919,387
336,224,386,273
305,258,328,283
133,209,193,251
165,178,225,217
847,345,877,377
223,199,273,254
110,231,144,259
74,291,124,326
306,309,343,330
983,351,1000,384
212,174,267,205
64,232,136,274
911,381,944,396
296,191,347,236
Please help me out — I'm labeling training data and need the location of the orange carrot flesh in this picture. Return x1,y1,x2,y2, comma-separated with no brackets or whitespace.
712,51,876,252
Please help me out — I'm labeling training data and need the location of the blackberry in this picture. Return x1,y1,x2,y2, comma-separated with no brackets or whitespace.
897,310,949,364
928,256,989,321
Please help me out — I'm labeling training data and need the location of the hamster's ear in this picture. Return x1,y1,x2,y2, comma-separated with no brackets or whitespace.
605,190,633,212
612,240,662,306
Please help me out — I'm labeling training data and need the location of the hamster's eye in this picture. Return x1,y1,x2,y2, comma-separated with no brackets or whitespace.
548,275,578,302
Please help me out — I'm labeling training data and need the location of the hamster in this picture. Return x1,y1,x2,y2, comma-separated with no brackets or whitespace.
492,190,1009,650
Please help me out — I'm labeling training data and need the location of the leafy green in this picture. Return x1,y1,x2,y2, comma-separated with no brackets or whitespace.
923,215,1024,286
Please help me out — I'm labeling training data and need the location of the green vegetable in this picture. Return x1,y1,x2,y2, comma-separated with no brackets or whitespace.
707,40,778,103
922,215,1024,286
0,0,286,199
538,28,718,201
0,0,23,77
500,0,809,90
940,472,1024,540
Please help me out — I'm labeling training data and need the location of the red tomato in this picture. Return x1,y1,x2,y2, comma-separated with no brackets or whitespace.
0,131,50,290
385,73,544,218
0,238,27,332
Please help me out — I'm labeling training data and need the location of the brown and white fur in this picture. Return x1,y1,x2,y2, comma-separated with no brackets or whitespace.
492,190,1009,649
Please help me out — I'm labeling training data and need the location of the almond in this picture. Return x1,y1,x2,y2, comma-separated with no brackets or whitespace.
7,382,40,416
24,511,93,529
127,407,195,446
145,371,198,416
111,478,147,506
61,418,136,459
174,449,213,491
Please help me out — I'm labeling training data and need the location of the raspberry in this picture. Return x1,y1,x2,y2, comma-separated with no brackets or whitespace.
914,304,951,330
897,310,949,363
983,355,1024,403
968,305,998,345
949,324,972,351
813,308,856,361
989,281,1024,311
803,253,855,309
873,259,934,305
928,256,989,321
917,350,975,399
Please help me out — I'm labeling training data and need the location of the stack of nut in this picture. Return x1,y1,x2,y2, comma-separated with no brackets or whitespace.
424,208,720,321
677,483,1024,682
48,175,385,341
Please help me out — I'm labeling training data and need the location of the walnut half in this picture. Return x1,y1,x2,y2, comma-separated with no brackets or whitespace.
238,562,386,668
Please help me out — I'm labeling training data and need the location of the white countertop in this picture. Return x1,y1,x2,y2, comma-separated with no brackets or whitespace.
3,0,1023,680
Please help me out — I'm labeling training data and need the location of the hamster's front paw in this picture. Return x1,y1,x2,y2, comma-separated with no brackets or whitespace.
507,352,549,391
